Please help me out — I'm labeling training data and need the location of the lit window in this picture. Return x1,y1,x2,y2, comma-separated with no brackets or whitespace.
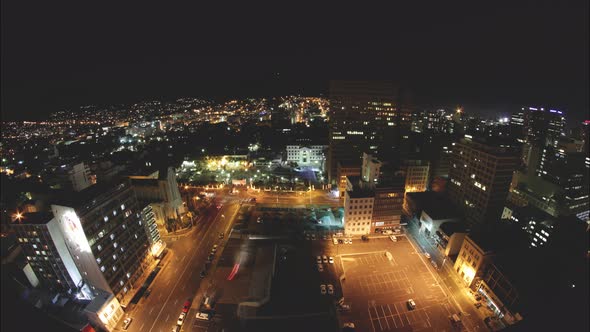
121,204,125,211
126,272,131,279
100,266,105,272
104,216,109,222
96,258,101,264
110,234,115,240
120,280,124,286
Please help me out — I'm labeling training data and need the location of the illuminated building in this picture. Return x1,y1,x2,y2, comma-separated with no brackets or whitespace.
12,212,92,297
344,181,374,235
361,152,382,184
454,235,495,287
129,167,185,227
84,287,124,332
337,161,361,198
328,80,399,183
448,136,520,227
371,179,406,232
50,180,153,307
402,159,430,193
285,144,327,170
511,107,566,147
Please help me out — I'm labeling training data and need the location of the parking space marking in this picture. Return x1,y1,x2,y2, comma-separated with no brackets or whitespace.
368,302,434,332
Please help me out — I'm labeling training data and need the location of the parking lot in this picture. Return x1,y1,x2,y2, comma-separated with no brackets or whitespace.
314,236,464,332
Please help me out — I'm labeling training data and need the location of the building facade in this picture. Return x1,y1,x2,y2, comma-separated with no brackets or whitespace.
285,145,327,170
448,137,520,227
51,181,153,306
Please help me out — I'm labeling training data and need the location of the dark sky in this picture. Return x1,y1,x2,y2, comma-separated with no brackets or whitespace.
1,2,588,123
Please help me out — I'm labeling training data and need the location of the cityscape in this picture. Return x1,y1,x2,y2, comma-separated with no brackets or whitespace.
1,3,588,332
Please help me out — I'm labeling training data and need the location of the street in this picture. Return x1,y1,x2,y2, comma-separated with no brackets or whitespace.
118,196,240,332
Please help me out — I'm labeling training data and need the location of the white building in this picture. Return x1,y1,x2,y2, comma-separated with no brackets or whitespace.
285,145,327,170
344,184,374,235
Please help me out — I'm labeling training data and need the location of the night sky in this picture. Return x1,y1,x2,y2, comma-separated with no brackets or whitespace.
1,2,588,123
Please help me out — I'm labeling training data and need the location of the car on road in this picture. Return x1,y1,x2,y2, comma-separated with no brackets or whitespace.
219,232,224,239
311,234,316,240
317,264,324,272
322,255,328,263
329,256,334,264
424,252,431,259
182,299,191,313
322,235,329,240
200,270,206,278
122,317,133,330
172,326,180,332
327,284,334,295
361,235,369,241
257,217,263,223
211,245,218,253
316,256,322,264
320,284,327,295
177,312,186,325
407,299,416,310
195,312,211,321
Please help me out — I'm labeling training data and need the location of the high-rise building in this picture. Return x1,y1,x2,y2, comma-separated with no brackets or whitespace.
49,181,153,306
328,80,399,183
448,137,520,227
510,107,566,147
12,212,91,296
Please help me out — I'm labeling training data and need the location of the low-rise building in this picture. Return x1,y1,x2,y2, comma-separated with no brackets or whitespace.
285,145,327,170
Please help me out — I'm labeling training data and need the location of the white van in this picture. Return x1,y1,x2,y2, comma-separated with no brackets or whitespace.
195,312,210,321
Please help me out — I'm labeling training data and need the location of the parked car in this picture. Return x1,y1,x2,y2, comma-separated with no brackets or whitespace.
195,312,211,321
329,256,334,264
317,264,324,272
333,238,338,245
316,256,322,264
390,235,397,242
122,317,133,330
327,284,334,295
407,299,416,310
177,312,186,325
182,299,191,313
320,284,327,295
338,304,351,312
211,245,218,253
322,255,328,263
361,235,369,241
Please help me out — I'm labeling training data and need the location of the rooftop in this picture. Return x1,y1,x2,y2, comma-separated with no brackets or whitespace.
14,212,54,225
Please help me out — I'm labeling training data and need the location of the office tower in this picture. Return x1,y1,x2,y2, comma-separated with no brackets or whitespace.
511,107,566,147
448,137,520,227
372,176,406,232
328,80,399,183
50,180,153,306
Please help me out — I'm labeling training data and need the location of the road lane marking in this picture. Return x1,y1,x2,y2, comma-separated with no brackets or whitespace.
149,307,155,315
139,323,145,331
146,205,220,332
166,313,170,322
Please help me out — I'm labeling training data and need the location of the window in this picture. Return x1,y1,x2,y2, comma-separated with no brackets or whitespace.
100,266,105,272
110,234,115,240
113,242,118,248
104,216,109,222
121,204,125,211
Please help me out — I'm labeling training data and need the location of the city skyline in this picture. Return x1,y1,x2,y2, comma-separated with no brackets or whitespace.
1,2,588,123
